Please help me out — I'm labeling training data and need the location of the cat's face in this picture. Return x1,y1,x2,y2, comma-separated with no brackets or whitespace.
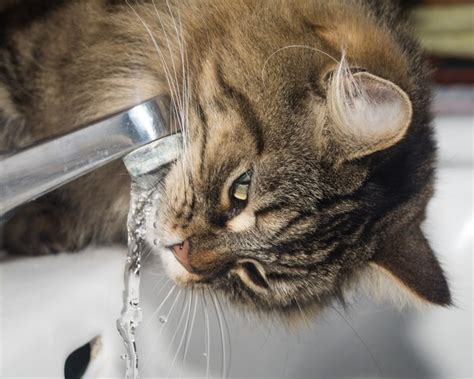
142,2,451,317
145,58,411,317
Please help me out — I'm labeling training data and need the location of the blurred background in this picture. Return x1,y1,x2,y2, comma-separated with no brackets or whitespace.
403,0,473,115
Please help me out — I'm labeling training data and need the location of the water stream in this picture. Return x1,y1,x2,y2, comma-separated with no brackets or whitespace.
117,132,180,378
116,182,157,378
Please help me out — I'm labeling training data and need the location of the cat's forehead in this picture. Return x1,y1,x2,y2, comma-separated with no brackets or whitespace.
194,53,322,151
197,46,327,103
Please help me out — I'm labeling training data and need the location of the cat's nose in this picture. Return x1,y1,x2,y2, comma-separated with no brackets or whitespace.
170,239,193,272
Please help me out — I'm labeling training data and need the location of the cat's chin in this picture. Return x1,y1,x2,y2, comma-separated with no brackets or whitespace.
156,246,202,287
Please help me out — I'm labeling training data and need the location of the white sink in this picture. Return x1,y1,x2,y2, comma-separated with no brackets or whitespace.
1,114,472,378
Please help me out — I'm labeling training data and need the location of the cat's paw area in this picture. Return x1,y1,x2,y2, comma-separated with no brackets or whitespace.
3,203,74,256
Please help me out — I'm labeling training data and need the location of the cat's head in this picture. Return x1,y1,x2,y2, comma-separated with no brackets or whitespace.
142,1,451,319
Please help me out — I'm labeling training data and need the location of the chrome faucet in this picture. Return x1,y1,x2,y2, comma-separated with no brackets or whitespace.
0,97,181,217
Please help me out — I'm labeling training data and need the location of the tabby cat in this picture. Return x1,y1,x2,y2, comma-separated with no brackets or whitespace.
0,0,450,318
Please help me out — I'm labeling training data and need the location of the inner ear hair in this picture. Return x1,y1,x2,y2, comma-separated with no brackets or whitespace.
325,55,413,161
234,259,269,294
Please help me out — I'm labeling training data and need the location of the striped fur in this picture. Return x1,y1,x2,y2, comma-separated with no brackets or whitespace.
1,0,450,319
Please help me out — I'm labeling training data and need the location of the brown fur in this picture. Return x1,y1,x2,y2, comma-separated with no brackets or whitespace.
0,0,450,317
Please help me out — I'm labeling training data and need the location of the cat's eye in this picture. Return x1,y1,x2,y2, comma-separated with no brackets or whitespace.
230,171,252,202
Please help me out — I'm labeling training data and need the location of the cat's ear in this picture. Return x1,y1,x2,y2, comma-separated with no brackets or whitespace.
370,228,451,306
324,66,412,161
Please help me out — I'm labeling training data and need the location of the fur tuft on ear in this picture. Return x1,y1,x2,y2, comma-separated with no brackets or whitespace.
326,55,413,160
371,228,451,306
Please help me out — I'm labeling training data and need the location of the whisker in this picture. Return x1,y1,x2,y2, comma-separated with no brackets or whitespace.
262,44,339,86
331,305,385,379
167,294,193,378
148,276,170,299
163,290,188,349
140,244,156,263
126,0,182,122
151,0,183,110
128,0,190,196
176,4,192,166
163,0,192,177
181,290,198,378
295,299,310,326
215,294,232,378
210,290,227,379
141,287,183,372
201,289,211,379
137,283,176,340
142,269,168,278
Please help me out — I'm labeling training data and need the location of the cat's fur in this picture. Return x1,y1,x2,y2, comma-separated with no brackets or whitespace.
0,0,450,318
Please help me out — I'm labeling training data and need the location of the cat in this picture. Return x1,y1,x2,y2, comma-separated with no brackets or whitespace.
0,0,451,318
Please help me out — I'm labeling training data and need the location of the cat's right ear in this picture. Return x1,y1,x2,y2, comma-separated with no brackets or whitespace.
370,228,451,306
321,63,412,161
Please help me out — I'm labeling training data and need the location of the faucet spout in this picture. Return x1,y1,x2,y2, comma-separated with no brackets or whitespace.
0,97,176,216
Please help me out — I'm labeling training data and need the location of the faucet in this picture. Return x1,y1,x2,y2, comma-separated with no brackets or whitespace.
0,97,181,217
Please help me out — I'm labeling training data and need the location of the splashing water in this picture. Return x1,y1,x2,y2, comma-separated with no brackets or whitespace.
117,132,181,378
117,182,159,378
159,315,168,324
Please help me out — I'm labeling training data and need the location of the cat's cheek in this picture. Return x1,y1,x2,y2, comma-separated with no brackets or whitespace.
158,247,200,286
227,210,256,232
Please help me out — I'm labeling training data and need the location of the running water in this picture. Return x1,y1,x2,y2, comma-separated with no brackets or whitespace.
117,132,181,378
117,182,158,378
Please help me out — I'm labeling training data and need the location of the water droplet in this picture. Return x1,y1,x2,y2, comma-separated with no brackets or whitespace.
158,315,168,323
153,239,158,246
153,221,157,229
121,353,128,360
203,352,207,357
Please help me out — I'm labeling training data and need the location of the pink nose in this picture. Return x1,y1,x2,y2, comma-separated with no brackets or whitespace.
170,239,193,272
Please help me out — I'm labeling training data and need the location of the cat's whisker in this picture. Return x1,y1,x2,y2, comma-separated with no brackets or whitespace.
331,305,385,379
210,290,227,379
126,0,183,131
148,276,170,300
167,0,188,120
151,0,183,112
137,283,177,341
168,290,193,378
295,298,310,326
163,0,193,176
158,1,186,141
166,289,189,343
142,269,168,278
201,289,211,379
141,287,184,372
146,0,190,190
146,7,188,179
140,243,155,262
215,293,232,378
261,44,339,87
181,289,198,378
152,0,183,132
129,0,191,193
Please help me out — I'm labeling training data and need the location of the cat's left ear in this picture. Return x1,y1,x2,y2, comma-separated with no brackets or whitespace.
324,69,413,161
370,228,451,306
